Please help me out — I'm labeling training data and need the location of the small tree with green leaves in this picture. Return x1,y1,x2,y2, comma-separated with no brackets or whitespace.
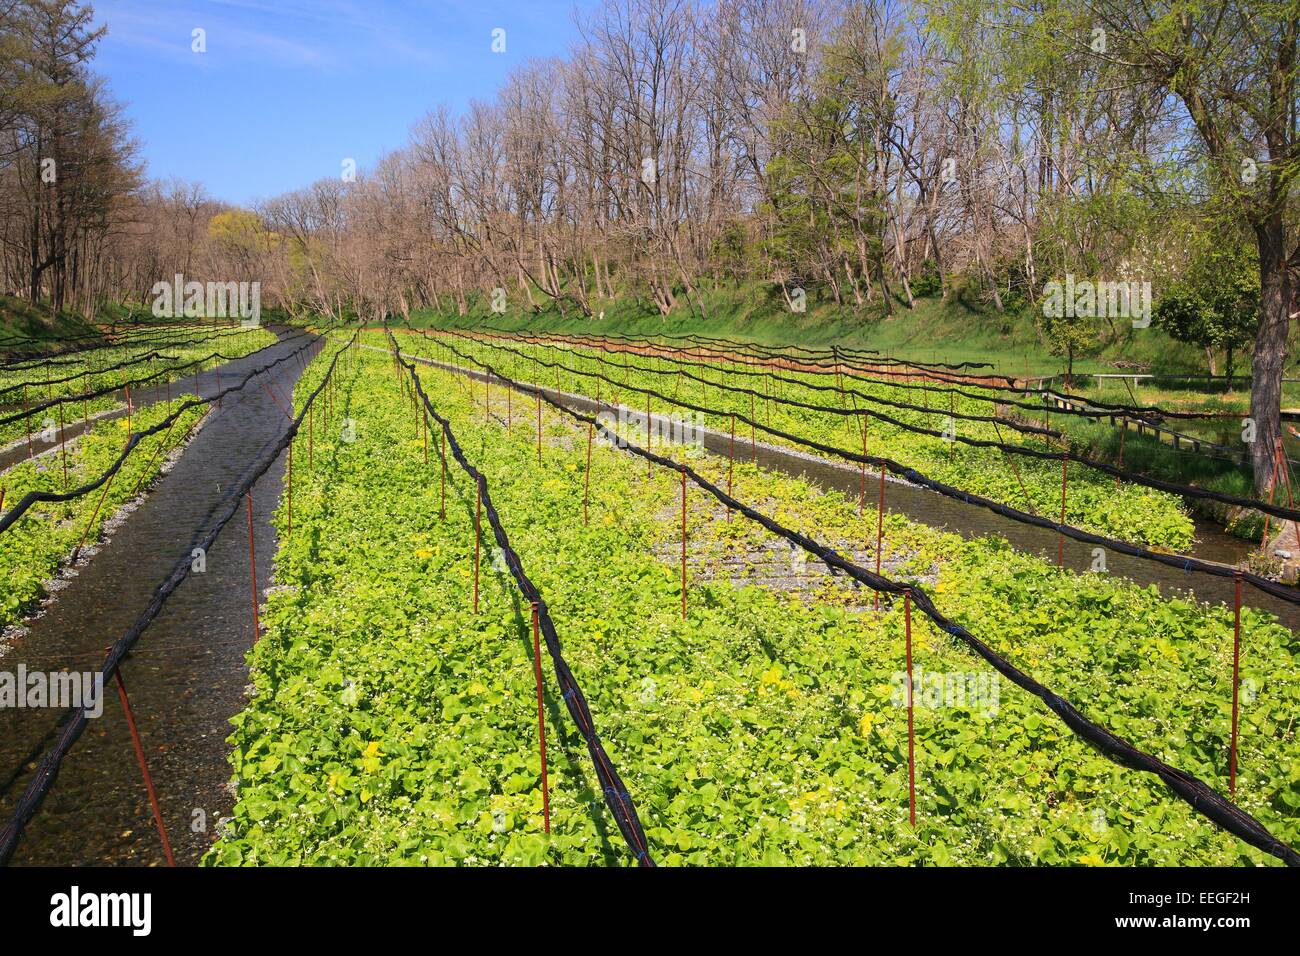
1040,306,1106,385
1154,240,1260,384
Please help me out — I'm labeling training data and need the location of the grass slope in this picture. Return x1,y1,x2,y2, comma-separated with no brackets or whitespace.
406,281,1211,379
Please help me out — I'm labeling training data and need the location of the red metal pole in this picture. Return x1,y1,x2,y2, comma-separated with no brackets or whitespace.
130,416,175,499
1230,572,1242,795
536,390,542,464
286,443,293,540
859,417,867,514
246,491,260,641
646,393,652,477
1261,445,1281,547
874,468,885,612
1050,455,1060,564
1058,455,1068,567
262,382,291,419
750,392,756,462
530,601,551,835
59,401,68,490
905,588,916,828
111,665,176,867
680,469,687,620
440,430,447,519
473,482,482,614
727,413,735,521
73,465,119,561
584,421,593,526
949,387,955,428
23,385,32,459
1275,438,1300,552
1115,425,1126,488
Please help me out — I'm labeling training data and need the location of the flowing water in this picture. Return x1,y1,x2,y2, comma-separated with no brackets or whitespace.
0,327,319,866
405,351,1294,632
0,332,1287,868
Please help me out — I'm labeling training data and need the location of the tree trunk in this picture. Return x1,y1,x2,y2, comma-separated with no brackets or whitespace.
1250,214,1290,495
877,261,895,317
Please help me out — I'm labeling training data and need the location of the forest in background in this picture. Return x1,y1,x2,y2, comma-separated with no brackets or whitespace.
1,0,1297,488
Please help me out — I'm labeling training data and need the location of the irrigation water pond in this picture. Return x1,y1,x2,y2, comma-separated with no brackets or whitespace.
0,326,320,865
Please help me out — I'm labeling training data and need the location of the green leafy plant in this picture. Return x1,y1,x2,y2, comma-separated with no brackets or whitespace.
207,332,1295,867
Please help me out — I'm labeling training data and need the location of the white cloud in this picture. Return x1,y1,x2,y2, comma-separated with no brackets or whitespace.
97,0,444,71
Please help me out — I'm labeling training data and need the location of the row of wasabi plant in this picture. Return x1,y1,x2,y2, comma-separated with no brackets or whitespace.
0,325,275,447
0,396,207,631
208,334,1295,866
429,333,1196,551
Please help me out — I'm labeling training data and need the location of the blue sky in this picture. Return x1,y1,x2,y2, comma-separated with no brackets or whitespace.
92,0,598,205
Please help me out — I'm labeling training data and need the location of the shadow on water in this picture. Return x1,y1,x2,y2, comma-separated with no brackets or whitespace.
0,326,320,866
